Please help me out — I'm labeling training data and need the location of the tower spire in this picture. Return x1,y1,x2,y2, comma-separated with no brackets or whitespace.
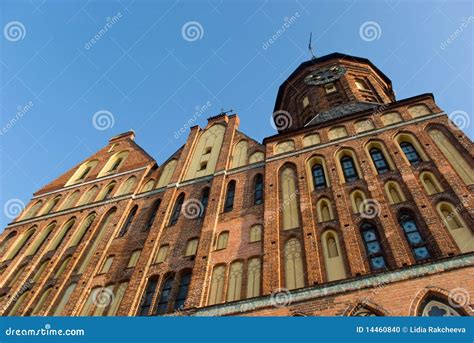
308,32,316,59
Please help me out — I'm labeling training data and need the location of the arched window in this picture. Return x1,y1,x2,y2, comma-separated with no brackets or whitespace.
316,198,334,222
231,140,248,168
140,179,155,193
78,186,99,206
400,142,422,165
246,257,261,298
384,181,406,204
68,213,96,247
7,290,29,316
32,287,52,315
208,265,226,305
341,156,359,182
428,129,474,185
350,190,366,214
48,218,75,251
408,104,431,118
144,200,161,231
328,126,348,140
169,193,184,226
354,119,375,133
32,259,50,282
54,256,71,279
25,222,55,256
303,134,320,147
420,172,443,195
322,230,347,281
60,191,81,210
77,209,116,274
254,174,264,205
127,250,141,268
224,181,236,212
117,205,138,237
157,160,177,188
227,261,243,302
284,238,305,290
174,271,192,310
369,148,389,174
53,282,77,316
419,296,465,316
216,231,229,250
185,238,199,256
7,264,26,287
380,111,402,126
118,176,137,195
275,140,295,154
2,227,36,261
21,200,43,220
96,182,116,201
65,160,98,186
98,150,129,177
311,164,327,189
249,225,262,242
436,202,473,253
360,222,387,271
399,213,431,261
40,196,62,215
100,255,114,274
280,166,300,230
108,281,128,316
138,277,159,316
249,151,264,164
0,231,17,257
199,188,209,218
156,277,174,314
154,245,169,264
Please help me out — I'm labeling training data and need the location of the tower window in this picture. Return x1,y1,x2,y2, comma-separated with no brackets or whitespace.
311,164,327,189
400,142,422,165
355,80,369,91
224,181,236,212
369,148,389,174
204,147,212,154
169,193,185,226
302,97,309,108
360,222,387,271
254,174,264,205
341,156,359,182
399,214,431,261
198,161,207,171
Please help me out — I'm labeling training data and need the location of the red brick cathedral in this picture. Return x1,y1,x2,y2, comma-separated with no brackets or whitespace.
1,53,473,317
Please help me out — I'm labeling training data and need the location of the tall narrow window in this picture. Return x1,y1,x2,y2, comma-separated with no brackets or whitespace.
436,202,474,253
22,201,43,220
224,181,236,212
400,142,422,165
216,231,229,250
420,172,443,195
185,239,198,256
53,283,77,316
311,164,327,189
118,176,137,195
127,250,141,268
77,209,116,274
139,277,159,316
60,191,81,210
48,219,75,251
7,291,28,316
68,213,96,248
110,157,123,172
54,256,71,279
117,206,137,237
40,196,62,215
384,181,405,204
284,238,305,290
246,258,261,298
369,148,389,174
322,230,347,281
227,261,243,302
107,282,128,316
99,255,114,274
317,198,334,222
96,182,116,201
0,231,17,257
32,259,50,282
78,186,99,205
144,200,161,231
155,245,169,264
32,287,52,315
156,277,174,315
249,225,262,242
199,188,209,218
169,193,185,226
360,222,387,271
174,272,192,310
280,166,300,230
254,174,264,205
399,213,431,261
341,156,359,182
208,265,226,305
25,223,55,256
3,227,36,261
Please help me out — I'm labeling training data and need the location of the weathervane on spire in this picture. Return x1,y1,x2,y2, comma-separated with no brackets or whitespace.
308,32,316,59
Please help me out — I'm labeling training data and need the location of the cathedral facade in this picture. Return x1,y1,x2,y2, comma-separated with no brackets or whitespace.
1,53,473,317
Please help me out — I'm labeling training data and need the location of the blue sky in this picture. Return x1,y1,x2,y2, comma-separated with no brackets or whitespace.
0,0,472,230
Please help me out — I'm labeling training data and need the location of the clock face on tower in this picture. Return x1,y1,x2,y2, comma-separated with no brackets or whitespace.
304,65,346,85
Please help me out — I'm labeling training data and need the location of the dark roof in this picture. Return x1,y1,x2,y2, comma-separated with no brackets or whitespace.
273,52,392,112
